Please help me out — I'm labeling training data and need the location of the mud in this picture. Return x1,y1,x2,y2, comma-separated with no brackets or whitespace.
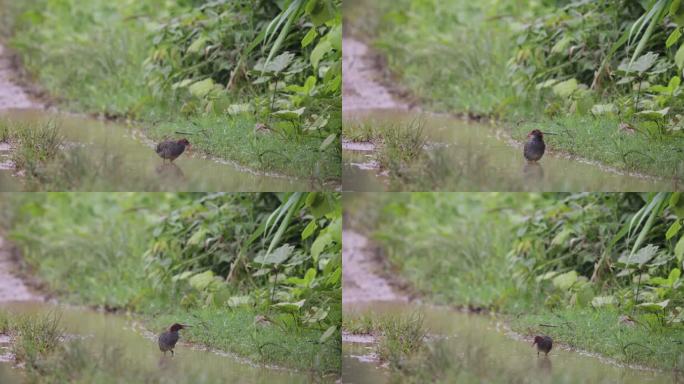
342,230,405,304
342,38,405,112
0,45,40,111
0,236,42,303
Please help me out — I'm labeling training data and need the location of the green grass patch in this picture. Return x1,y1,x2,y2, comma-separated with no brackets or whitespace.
513,115,684,179
511,308,684,371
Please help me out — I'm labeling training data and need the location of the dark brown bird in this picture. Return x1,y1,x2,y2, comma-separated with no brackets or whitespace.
532,335,553,356
156,139,190,163
158,323,189,356
523,129,545,162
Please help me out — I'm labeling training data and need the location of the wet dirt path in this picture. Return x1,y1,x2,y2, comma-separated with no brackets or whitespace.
0,236,42,303
0,43,42,171
342,230,405,305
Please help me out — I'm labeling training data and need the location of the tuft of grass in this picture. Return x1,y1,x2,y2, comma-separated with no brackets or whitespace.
12,312,62,368
376,312,426,368
10,121,63,171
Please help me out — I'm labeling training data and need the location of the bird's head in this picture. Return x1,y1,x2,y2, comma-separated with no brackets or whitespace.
178,138,191,147
169,323,190,332
532,335,544,346
527,129,543,139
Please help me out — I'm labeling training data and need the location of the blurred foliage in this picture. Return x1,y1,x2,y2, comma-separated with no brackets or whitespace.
369,193,684,324
0,192,341,372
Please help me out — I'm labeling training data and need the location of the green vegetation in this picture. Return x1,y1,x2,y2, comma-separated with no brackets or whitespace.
0,0,341,182
348,0,684,179
348,193,684,372
0,192,341,376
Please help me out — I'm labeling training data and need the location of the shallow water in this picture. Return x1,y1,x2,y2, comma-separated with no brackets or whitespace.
0,109,304,191
0,301,311,383
343,109,677,191
343,301,675,384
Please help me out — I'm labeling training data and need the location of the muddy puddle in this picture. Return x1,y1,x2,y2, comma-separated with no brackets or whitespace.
344,109,676,191
343,301,675,384
0,109,304,191
0,301,312,383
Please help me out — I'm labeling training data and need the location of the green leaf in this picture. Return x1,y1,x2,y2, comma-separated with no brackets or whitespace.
667,28,682,48
189,270,215,291
552,78,578,97
187,36,208,54
272,299,305,312
302,220,317,240
637,299,670,312
187,228,207,246
301,28,318,47
254,244,294,265
667,220,682,240
311,40,332,69
263,51,295,74
319,325,336,343
552,270,578,290
618,244,659,266
620,52,658,73
188,79,215,98
676,43,684,70
591,295,616,308
226,295,253,308
319,133,337,151
590,103,617,115
311,233,332,263
675,235,684,263
551,228,572,246
272,107,305,120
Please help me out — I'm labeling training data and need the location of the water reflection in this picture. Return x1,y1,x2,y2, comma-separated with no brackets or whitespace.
155,162,186,181
523,161,544,182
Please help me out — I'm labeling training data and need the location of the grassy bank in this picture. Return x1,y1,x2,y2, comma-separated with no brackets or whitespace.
0,193,342,376
345,193,684,373
0,0,341,182
346,0,684,180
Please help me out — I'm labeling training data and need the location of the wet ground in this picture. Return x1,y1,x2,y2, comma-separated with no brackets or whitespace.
341,38,676,192
0,43,306,191
0,236,315,383
0,302,310,383
341,231,676,384
0,109,303,191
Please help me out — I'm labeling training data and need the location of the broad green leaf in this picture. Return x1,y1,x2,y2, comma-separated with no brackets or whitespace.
272,299,305,312
187,36,207,54
187,228,207,246
188,78,215,98
254,244,294,265
552,78,578,97
676,43,684,70
302,220,317,240
667,28,682,48
272,107,305,120
301,28,318,47
675,235,684,263
189,270,215,291
591,103,617,115
620,52,658,73
591,295,616,308
618,244,658,266
319,133,337,151
552,270,578,290
637,299,670,312
319,325,336,343
263,51,294,74
311,40,332,69
311,232,332,263
551,228,572,246
666,220,682,240
226,295,253,308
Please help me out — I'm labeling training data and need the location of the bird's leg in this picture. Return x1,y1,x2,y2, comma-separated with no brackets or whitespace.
171,350,174,357
537,351,540,356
